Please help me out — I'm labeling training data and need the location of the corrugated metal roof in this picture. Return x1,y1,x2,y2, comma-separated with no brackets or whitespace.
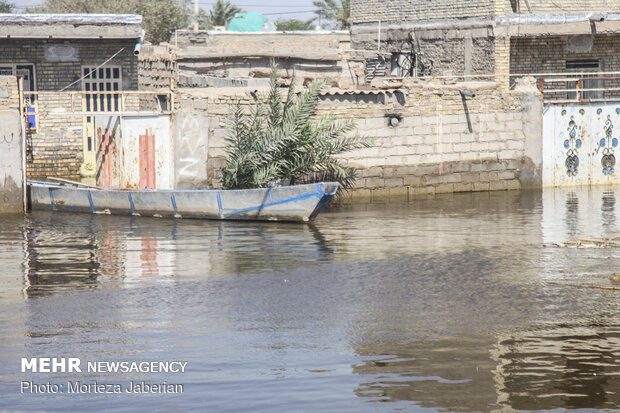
322,88,402,96
0,14,142,25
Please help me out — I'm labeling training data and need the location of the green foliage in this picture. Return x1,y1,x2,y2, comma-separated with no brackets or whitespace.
208,0,242,27
197,9,213,30
313,0,350,30
0,0,14,13
220,62,370,190
135,0,190,44
275,18,315,31
29,0,190,44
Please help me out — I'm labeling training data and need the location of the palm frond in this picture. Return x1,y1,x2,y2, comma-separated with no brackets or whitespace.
219,62,371,190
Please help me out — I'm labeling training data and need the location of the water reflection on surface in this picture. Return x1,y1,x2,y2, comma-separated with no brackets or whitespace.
3,187,620,411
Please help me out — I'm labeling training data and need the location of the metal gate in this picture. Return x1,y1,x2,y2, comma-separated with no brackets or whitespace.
543,103,620,187
93,114,171,189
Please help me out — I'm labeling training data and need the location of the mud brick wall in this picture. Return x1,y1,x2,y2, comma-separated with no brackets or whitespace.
173,78,543,200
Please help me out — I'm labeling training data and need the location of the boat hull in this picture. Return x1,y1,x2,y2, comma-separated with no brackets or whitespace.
28,181,339,222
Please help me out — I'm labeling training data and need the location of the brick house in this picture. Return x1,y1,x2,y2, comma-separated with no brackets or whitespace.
0,14,144,180
350,0,620,89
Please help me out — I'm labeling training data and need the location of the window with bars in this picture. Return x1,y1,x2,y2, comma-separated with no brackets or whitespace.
81,65,122,112
566,59,601,101
0,64,37,129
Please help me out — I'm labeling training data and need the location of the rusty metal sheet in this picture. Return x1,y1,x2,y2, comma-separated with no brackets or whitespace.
94,116,121,188
123,115,171,189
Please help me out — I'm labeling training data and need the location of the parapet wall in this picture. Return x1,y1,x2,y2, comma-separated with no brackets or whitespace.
174,78,543,200
138,44,177,91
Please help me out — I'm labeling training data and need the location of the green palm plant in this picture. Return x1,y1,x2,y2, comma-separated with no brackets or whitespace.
220,62,370,190
209,0,242,27
313,0,350,30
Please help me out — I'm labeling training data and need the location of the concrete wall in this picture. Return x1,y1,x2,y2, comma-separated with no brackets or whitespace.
173,78,543,199
0,76,24,213
334,78,543,200
172,111,209,189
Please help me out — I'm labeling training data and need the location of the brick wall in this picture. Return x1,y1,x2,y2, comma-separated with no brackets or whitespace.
173,78,543,199
497,0,620,14
0,38,140,180
511,34,620,74
0,39,139,91
0,76,19,109
28,94,83,180
139,44,177,91
353,0,620,23
351,0,494,23
510,34,620,98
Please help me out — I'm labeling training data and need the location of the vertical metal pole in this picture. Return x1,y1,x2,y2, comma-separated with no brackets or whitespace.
377,21,381,52
17,77,27,212
194,0,199,31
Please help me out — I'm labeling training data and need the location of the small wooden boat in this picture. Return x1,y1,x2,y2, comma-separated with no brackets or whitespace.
27,180,338,222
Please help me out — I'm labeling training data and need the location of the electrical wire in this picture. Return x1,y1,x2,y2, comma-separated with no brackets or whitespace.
58,48,125,92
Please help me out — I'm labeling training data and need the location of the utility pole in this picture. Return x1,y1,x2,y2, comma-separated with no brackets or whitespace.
194,0,199,31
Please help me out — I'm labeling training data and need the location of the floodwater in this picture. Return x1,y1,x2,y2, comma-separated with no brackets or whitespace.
2,187,620,412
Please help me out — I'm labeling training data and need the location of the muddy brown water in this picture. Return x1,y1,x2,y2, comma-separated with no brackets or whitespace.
2,187,620,412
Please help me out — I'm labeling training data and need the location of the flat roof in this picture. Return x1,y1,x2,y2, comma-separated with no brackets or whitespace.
0,13,143,39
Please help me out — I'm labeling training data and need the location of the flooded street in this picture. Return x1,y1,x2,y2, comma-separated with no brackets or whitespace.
2,187,620,412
